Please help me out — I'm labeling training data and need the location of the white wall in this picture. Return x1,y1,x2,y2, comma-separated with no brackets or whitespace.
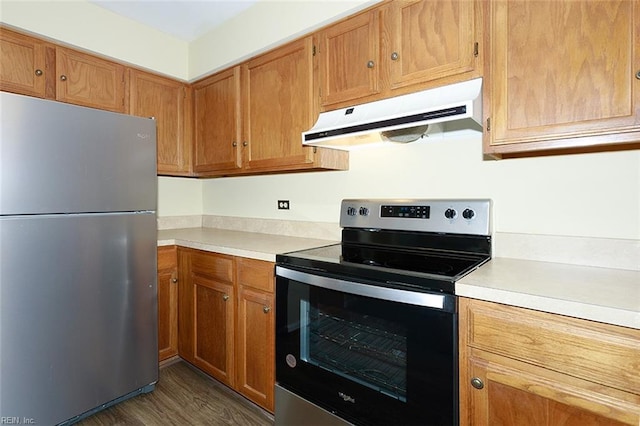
0,0,189,79
202,135,640,240
189,0,380,79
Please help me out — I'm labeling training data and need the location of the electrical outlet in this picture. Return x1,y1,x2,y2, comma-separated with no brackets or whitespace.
278,200,290,210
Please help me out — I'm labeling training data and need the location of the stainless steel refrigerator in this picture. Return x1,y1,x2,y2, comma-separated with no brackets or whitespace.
0,92,158,425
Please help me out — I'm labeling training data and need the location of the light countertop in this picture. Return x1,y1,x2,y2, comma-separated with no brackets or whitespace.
457,258,640,329
157,227,337,262
158,227,639,330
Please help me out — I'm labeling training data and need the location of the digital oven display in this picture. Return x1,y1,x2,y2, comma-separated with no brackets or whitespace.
380,205,430,219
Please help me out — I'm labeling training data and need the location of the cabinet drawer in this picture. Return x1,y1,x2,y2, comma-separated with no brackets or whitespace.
157,245,177,271
237,257,274,292
461,298,640,394
189,250,234,284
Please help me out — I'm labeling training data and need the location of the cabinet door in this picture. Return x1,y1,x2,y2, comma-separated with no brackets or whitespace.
236,286,275,412
157,246,178,362
318,10,381,108
485,0,640,155
242,37,316,171
129,70,190,175
193,275,235,387
462,349,639,426
386,0,477,90
193,67,242,174
55,46,125,112
0,28,51,98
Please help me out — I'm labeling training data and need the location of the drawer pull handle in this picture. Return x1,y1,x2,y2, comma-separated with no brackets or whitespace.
471,377,484,390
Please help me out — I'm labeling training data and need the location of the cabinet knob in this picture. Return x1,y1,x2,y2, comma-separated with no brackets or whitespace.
242,141,248,147
636,70,640,80
232,141,238,147
222,294,229,301
470,377,484,390
390,52,399,61
367,60,375,69
171,278,178,283
35,69,43,77
263,306,271,314
60,75,67,82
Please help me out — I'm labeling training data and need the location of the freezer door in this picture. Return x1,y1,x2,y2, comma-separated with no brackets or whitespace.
0,92,156,215
0,213,158,425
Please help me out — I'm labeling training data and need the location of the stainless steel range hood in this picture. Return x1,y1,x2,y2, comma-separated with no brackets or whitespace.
302,78,482,150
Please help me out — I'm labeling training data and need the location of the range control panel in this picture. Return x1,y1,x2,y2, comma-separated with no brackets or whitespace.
340,199,491,236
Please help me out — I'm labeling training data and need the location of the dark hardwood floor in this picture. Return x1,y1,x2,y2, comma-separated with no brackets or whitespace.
77,361,274,425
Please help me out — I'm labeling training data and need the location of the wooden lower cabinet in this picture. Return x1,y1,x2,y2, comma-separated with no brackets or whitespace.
177,248,275,412
459,298,640,425
157,246,178,362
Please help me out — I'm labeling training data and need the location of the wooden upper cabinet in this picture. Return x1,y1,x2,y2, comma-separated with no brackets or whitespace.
0,28,52,98
192,66,242,174
55,46,125,112
485,0,640,156
242,37,317,171
318,10,381,107
386,0,477,90
129,70,191,175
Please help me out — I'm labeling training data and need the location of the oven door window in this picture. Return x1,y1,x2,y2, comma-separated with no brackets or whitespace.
276,273,457,426
300,297,408,402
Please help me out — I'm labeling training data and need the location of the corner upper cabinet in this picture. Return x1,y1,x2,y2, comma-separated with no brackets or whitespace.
484,0,640,156
55,46,125,113
0,28,53,98
129,69,191,176
193,67,242,174
242,37,320,172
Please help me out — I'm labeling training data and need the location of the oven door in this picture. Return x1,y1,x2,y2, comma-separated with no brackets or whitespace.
275,265,458,426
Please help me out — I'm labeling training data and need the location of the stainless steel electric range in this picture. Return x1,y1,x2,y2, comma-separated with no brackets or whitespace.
275,199,491,426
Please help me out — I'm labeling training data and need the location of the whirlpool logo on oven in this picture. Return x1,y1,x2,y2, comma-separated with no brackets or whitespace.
338,391,356,404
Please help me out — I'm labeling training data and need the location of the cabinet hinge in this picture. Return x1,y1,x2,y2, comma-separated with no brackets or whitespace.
313,45,317,56
486,117,491,132
473,42,479,57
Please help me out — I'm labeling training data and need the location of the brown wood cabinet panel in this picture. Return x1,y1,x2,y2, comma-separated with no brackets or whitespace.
0,28,52,98
55,46,125,112
318,9,381,107
236,257,274,293
236,285,275,412
193,66,242,174
242,37,317,171
193,275,235,387
129,69,190,175
459,298,640,426
386,0,477,90
484,0,640,156
157,246,178,362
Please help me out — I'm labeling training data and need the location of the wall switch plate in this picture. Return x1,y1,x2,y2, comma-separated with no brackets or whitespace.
278,200,290,210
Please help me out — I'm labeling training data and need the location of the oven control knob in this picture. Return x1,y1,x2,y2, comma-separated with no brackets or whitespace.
359,207,370,216
444,208,457,219
346,207,357,216
462,208,475,220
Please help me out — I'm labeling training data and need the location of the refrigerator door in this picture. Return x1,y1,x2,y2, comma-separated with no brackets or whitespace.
0,92,156,215
0,212,158,425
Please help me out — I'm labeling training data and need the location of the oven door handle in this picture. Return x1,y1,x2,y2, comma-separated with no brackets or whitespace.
276,266,455,312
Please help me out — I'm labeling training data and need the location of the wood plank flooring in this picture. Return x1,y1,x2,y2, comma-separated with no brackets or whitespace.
77,361,274,425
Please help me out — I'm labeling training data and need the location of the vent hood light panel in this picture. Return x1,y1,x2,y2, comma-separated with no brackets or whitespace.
303,78,483,150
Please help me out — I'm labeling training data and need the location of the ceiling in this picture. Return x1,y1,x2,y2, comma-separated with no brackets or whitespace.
89,0,260,42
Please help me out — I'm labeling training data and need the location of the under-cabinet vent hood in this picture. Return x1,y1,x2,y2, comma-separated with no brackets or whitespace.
303,78,483,150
